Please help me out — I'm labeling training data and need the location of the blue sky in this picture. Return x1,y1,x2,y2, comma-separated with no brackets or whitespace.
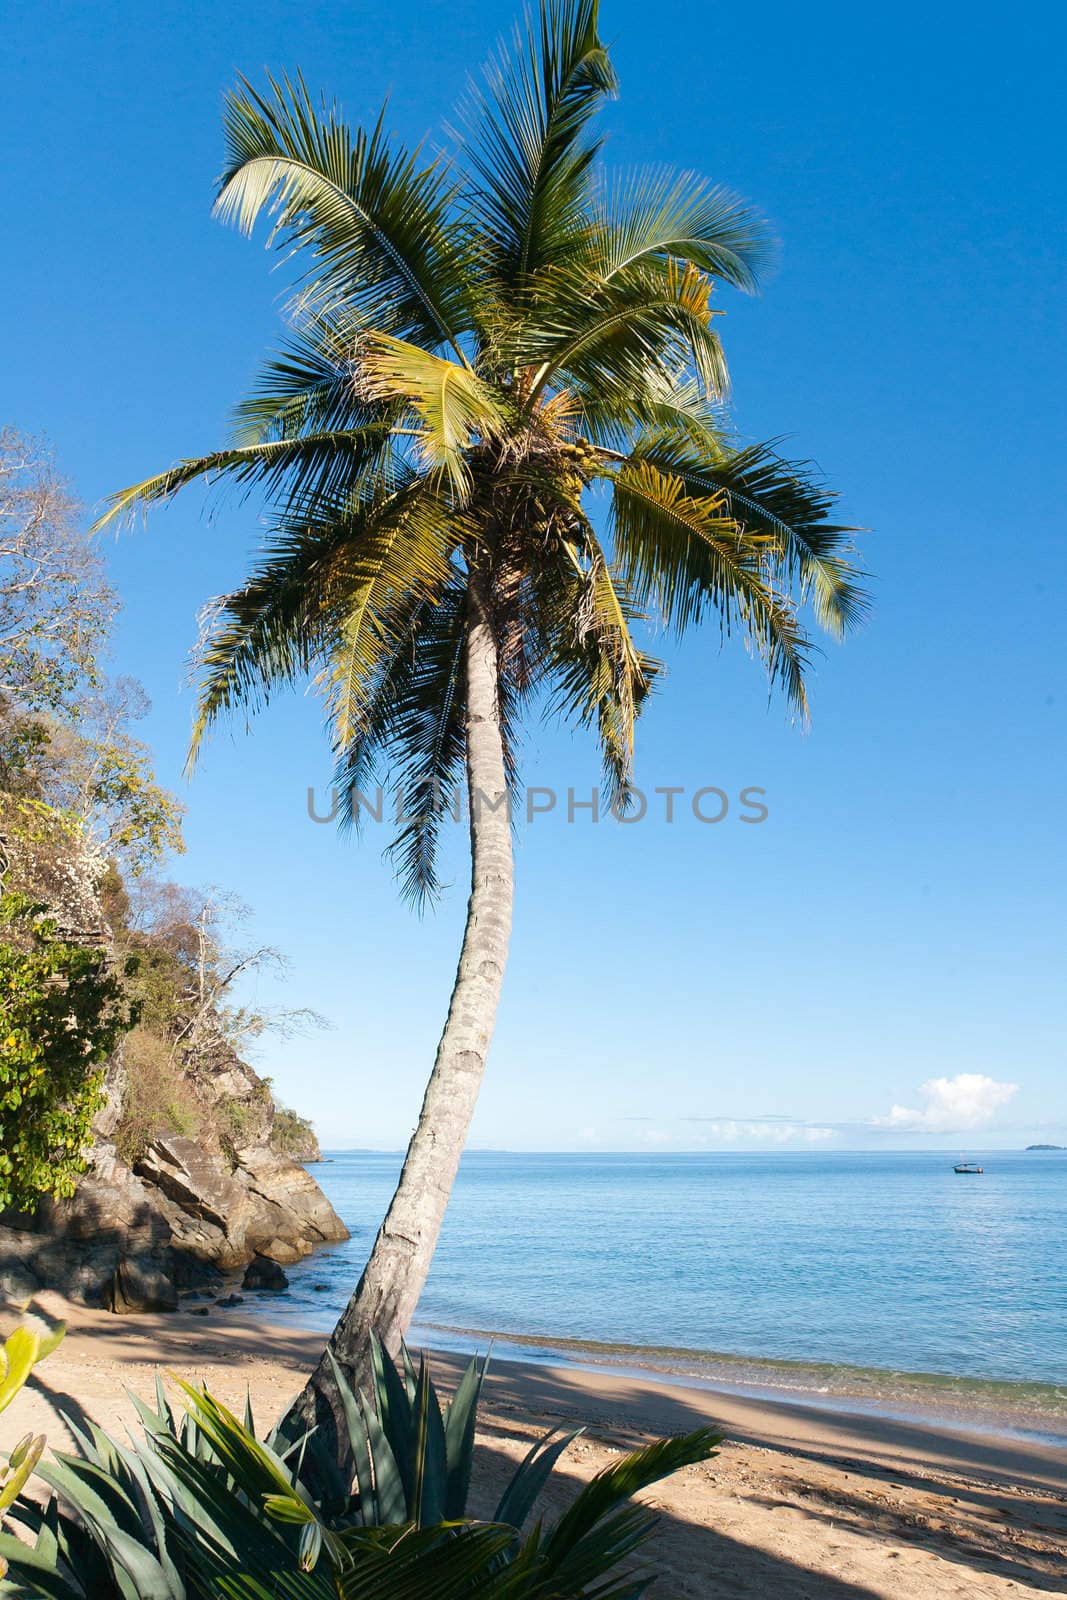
5,0,1065,1150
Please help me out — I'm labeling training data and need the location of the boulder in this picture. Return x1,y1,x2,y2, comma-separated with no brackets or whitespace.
135,1136,266,1268
131,1136,347,1269
234,1145,348,1262
107,1254,178,1313
1,1159,177,1309
135,1137,249,1232
151,1193,232,1263
0,1261,40,1304
242,1254,289,1291
171,1255,225,1295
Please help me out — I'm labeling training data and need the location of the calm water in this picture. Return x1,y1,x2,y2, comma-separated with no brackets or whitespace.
262,1150,1067,1420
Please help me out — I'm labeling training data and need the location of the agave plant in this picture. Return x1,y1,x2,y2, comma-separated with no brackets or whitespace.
0,1340,718,1599
0,1311,65,1581
296,1336,586,1530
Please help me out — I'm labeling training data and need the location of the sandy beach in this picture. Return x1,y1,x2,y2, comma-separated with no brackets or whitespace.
3,1295,1065,1598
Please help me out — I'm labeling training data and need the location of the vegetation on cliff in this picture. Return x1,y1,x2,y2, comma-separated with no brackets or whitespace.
270,1103,322,1161
100,872,325,1168
0,429,322,1208
0,893,136,1210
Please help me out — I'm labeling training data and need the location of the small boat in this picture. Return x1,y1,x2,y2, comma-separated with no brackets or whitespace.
954,1161,983,1174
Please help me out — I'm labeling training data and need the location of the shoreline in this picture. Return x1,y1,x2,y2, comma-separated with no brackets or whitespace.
406,1316,1067,1446
3,1296,1065,1598
252,1263,1067,1444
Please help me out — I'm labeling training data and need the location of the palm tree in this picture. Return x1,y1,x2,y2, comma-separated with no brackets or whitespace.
100,0,865,1448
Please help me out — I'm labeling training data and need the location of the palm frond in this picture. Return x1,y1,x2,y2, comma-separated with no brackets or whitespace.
568,370,728,452
188,477,457,769
333,577,470,907
332,1523,519,1600
216,73,475,355
522,258,729,405
456,0,616,284
93,425,397,532
231,313,385,444
586,165,772,291
611,456,812,714
627,431,868,637
541,1427,721,1581
536,531,659,804
360,335,510,497
318,487,460,749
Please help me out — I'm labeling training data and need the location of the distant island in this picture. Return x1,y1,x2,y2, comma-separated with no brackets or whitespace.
1025,1144,1065,1151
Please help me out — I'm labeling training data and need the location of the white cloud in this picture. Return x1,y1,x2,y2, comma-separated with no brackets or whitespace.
701,1120,833,1145
871,1073,1019,1134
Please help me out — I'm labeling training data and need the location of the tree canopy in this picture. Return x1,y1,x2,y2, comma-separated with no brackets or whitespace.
99,0,866,908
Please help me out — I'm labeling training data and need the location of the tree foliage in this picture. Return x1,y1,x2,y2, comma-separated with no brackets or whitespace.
0,432,322,1196
102,875,325,1164
0,428,115,718
0,894,137,1210
0,431,184,892
98,0,867,910
270,1102,320,1159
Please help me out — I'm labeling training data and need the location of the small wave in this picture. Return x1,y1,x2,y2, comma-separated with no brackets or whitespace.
410,1318,1067,1442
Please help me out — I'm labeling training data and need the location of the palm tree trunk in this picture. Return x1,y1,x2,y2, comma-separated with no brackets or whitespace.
281,563,513,1451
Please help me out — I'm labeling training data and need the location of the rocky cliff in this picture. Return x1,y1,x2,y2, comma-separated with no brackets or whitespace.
0,1047,348,1311
0,436,348,1314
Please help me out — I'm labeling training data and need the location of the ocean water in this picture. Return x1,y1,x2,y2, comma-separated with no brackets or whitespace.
260,1150,1067,1426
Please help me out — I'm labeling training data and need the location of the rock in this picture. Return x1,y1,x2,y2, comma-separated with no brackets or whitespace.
0,1262,40,1303
130,1136,347,1271
313,1284,329,1292
135,1137,250,1234
135,1137,264,1269
1,1160,177,1310
171,1255,225,1295
107,1254,178,1313
190,1306,210,1316
148,1188,238,1267
233,1145,348,1262
216,1294,244,1308
92,1055,129,1141
242,1254,289,1291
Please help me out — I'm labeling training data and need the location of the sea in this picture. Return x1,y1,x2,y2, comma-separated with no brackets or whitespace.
247,1149,1067,1437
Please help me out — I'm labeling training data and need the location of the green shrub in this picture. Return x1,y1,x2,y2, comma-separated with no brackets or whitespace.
0,1335,720,1598
0,893,136,1209
270,1104,319,1159
113,1026,203,1165
215,1093,257,1145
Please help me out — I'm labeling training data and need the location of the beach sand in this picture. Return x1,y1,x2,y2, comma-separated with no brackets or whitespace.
3,1294,1065,1598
